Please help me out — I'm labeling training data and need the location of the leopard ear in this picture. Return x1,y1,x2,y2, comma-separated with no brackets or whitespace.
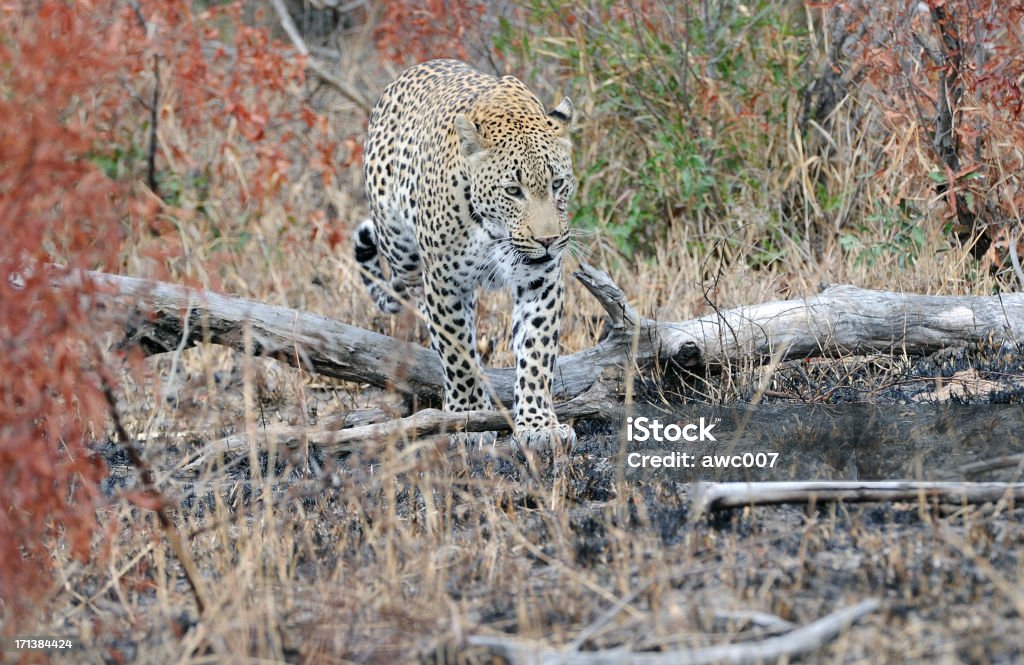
548,97,574,133
454,114,486,157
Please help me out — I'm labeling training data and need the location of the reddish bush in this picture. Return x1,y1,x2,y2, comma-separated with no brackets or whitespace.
0,0,335,621
835,0,1024,257
0,0,131,618
375,0,487,63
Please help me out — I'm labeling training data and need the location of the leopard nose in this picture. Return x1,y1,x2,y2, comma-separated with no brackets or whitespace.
536,236,558,248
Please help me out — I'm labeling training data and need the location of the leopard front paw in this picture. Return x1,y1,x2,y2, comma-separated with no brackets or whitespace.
512,421,576,452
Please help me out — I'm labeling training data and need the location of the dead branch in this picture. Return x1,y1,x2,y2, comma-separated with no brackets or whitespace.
179,381,614,472
182,408,510,472
949,454,1024,479
269,0,373,113
711,609,795,634
76,266,1024,407
691,481,1024,517
466,598,880,665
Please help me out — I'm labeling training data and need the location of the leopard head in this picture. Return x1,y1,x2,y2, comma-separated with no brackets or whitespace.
454,85,575,265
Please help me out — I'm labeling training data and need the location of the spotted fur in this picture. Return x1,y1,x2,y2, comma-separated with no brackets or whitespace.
354,59,576,449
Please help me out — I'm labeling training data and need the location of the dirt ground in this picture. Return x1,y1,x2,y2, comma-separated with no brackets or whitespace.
46,342,1024,664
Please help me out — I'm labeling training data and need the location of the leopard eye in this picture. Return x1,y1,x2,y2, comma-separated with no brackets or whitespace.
505,185,524,198
552,177,565,192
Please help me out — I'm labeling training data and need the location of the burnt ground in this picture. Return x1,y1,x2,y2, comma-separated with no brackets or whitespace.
67,342,1024,664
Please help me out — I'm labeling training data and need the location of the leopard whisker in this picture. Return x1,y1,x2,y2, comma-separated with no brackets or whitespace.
566,238,590,261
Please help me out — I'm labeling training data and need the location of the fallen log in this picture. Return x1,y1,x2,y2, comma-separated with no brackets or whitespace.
179,408,510,473
75,265,1024,404
691,480,1024,517
177,382,616,473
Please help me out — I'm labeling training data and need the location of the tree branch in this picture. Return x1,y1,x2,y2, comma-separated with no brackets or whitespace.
269,0,372,113
178,381,615,472
691,481,1024,518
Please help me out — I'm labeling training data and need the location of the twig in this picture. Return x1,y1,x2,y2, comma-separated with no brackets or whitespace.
180,391,607,472
270,0,308,56
711,609,796,634
573,263,641,330
467,598,880,665
950,454,1024,479
147,57,160,195
691,481,1024,518
1010,227,1024,290
269,0,372,113
128,0,147,31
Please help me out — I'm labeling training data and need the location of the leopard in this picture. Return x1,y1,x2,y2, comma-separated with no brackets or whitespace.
352,59,577,450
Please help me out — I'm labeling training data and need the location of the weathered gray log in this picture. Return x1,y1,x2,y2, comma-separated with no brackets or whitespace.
81,267,658,404
647,280,1024,365
79,265,1024,405
86,270,449,400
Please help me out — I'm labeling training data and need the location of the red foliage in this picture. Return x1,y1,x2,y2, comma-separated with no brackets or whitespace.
375,0,487,64
131,0,323,206
835,0,1024,249
0,0,339,620
0,1,130,618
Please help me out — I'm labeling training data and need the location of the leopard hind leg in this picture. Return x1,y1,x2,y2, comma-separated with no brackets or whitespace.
353,218,407,314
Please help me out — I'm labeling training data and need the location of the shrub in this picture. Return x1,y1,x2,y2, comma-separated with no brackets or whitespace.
0,0,339,622
495,1,814,257
832,0,1024,261
0,0,131,620
495,0,1024,280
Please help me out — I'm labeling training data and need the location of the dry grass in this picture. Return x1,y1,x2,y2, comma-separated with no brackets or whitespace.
14,5,1024,664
